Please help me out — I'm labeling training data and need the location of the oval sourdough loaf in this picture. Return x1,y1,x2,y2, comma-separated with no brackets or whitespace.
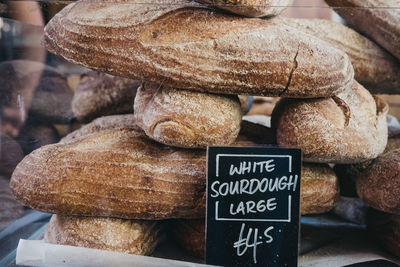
325,0,400,60
272,81,388,164
357,149,400,215
367,208,400,258
45,215,161,255
10,118,206,220
197,0,293,18
134,82,242,148
73,71,140,122
43,0,354,98
276,17,400,94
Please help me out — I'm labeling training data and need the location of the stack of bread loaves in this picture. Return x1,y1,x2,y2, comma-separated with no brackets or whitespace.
8,0,397,260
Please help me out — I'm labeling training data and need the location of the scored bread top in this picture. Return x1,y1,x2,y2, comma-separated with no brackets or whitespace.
44,0,354,98
272,81,388,164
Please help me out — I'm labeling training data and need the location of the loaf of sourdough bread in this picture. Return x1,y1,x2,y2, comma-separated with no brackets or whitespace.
134,82,242,148
272,81,388,163
44,0,353,98
45,215,162,255
10,119,206,220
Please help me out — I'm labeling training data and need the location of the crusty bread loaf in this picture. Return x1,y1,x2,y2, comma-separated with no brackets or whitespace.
276,17,400,94
73,71,140,122
44,0,354,98
367,209,400,258
197,0,292,17
325,0,400,60
134,82,242,148
356,149,400,215
272,81,388,163
44,215,161,255
10,120,206,220
301,163,339,215
171,219,205,259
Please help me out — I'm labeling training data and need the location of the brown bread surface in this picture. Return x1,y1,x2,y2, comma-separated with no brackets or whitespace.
301,163,339,214
325,0,400,60
73,71,140,122
277,17,400,94
44,215,161,255
134,82,242,148
356,149,400,215
10,119,206,220
272,81,388,164
197,0,292,17
43,0,354,98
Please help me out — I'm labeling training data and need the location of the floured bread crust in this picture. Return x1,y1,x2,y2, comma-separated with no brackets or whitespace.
43,0,353,98
45,215,161,255
272,81,388,164
134,82,242,148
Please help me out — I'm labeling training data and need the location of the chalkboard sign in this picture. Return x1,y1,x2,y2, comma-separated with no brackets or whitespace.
206,147,301,267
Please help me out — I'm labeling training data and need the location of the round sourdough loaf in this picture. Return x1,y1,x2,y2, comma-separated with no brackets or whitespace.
43,0,354,98
72,71,140,122
44,215,161,255
272,81,388,164
134,82,242,148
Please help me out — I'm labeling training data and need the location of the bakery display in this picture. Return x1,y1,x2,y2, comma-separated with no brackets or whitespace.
45,215,162,255
72,71,140,122
197,0,293,17
272,81,388,164
134,82,242,148
10,117,206,220
325,0,400,60
5,0,400,262
43,0,354,98
276,17,400,94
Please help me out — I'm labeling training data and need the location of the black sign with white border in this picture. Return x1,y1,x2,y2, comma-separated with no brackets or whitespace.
206,147,301,267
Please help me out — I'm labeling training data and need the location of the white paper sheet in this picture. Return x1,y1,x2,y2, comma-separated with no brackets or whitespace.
16,239,214,267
